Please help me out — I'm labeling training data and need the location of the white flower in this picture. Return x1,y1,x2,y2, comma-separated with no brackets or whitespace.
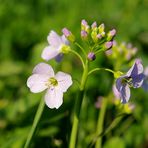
27,63,73,109
41,31,70,61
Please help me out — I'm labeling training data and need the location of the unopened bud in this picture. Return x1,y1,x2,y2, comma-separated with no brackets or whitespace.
107,29,116,41
81,30,88,40
105,41,113,50
87,52,96,61
91,21,97,29
81,19,90,33
62,28,75,42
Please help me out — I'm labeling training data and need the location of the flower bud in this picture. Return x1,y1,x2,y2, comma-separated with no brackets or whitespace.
105,41,113,50
91,21,97,29
107,29,116,41
62,28,75,42
98,23,105,37
81,30,88,40
81,19,90,33
87,52,96,61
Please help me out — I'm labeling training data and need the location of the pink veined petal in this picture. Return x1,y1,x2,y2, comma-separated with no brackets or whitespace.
27,74,49,93
55,71,73,92
44,88,63,109
47,30,63,47
41,46,59,61
33,63,54,77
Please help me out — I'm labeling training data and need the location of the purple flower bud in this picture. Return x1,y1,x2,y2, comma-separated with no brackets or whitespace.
107,29,116,41
105,41,113,49
62,28,71,37
81,19,88,26
110,29,116,37
91,21,97,29
97,34,102,39
105,49,112,56
87,52,96,61
81,30,88,39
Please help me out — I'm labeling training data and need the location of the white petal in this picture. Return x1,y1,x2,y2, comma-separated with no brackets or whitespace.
27,74,49,93
47,31,63,47
61,35,69,45
33,63,54,77
55,72,72,92
44,88,63,109
41,46,59,61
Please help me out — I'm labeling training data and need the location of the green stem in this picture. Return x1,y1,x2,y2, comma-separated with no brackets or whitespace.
95,98,107,148
88,68,115,76
69,60,89,148
74,42,87,56
24,98,45,148
70,50,85,69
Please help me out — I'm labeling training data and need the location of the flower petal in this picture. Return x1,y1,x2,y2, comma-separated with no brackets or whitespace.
120,84,131,104
132,73,145,88
47,31,63,47
61,35,69,45
55,72,73,92
44,88,63,109
33,63,54,77
126,59,143,77
55,53,64,62
27,74,49,93
41,46,59,61
116,77,131,103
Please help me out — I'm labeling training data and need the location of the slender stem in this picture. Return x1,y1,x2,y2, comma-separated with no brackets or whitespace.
70,50,85,69
24,98,45,148
69,60,89,148
95,98,107,148
75,42,87,56
88,68,115,76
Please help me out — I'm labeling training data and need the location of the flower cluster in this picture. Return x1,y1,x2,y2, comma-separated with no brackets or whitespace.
27,19,146,110
106,41,138,62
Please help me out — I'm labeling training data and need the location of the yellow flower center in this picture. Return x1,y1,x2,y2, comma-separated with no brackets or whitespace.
45,77,58,88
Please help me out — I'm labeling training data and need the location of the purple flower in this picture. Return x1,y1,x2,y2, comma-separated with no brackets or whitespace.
142,67,148,91
116,59,145,103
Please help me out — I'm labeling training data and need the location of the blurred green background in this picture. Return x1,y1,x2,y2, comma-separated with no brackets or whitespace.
0,0,148,147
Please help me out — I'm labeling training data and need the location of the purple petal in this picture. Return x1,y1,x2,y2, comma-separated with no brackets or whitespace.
116,77,131,103
55,53,64,62
132,73,145,88
126,59,143,77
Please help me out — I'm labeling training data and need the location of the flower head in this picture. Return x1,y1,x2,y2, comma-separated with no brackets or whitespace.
87,52,96,61
116,59,144,103
41,31,70,61
27,63,73,109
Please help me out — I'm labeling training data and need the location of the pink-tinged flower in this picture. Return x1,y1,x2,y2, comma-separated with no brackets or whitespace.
142,67,148,91
41,31,70,61
27,63,73,109
116,59,145,103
